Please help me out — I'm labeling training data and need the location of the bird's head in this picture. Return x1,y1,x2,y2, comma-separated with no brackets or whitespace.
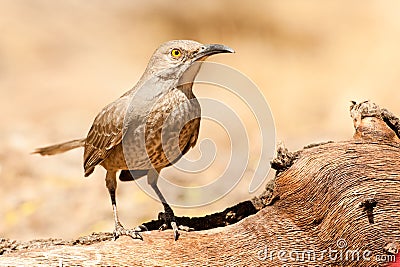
144,40,234,84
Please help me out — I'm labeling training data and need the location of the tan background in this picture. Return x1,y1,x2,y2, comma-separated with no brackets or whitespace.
1,0,399,240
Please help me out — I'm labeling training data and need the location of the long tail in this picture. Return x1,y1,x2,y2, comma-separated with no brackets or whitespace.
33,138,86,156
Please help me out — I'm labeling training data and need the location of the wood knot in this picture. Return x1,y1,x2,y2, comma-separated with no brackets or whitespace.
359,198,377,224
383,242,399,255
311,217,323,226
271,143,299,172
350,101,400,142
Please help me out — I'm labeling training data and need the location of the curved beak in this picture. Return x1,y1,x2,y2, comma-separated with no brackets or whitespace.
193,44,235,61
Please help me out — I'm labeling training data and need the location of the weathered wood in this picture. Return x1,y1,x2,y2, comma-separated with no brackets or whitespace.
1,100,399,266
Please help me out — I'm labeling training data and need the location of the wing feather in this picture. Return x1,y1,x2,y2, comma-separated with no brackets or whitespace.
83,96,129,176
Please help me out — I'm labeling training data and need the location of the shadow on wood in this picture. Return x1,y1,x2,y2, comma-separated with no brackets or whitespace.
1,100,399,266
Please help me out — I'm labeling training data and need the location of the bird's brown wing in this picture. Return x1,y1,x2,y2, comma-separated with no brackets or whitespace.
83,96,129,176
186,118,201,153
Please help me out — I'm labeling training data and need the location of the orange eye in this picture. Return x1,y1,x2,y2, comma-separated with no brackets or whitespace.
171,48,182,58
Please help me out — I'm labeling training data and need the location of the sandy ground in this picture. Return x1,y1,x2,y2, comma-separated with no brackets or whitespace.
1,1,400,241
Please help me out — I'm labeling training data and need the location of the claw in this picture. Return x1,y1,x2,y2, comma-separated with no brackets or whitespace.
113,223,146,241
158,223,167,231
157,211,192,240
171,221,180,241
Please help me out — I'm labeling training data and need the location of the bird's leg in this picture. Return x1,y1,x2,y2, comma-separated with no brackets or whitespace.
147,168,181,240
150,183,180,241
106,171,146,240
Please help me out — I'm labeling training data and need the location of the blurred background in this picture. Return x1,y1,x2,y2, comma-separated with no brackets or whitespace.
1,0,399,241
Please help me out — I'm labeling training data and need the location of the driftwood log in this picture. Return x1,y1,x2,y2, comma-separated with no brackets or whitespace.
1,100,399,266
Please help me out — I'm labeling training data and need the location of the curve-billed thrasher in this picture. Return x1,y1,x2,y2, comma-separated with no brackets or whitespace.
34,40,234,240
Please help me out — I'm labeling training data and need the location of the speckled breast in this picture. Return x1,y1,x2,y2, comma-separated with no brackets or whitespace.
105,88,201,171
144,88,201,169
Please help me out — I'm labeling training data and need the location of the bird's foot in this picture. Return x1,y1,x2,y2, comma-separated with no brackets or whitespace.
113,222,147,241
158,212,194,241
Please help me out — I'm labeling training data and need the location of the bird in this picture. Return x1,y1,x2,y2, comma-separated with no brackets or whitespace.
33,40,234,241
